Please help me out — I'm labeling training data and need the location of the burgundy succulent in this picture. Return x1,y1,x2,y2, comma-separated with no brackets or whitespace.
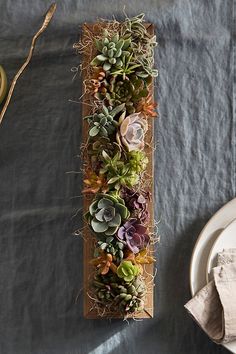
121,188,150,224
117,218,150,254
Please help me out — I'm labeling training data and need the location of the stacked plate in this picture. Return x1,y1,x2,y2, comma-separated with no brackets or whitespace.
190,198,236,353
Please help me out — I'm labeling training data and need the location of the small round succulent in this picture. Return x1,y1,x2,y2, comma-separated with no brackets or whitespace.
85,193,130,235
127,151,148,174
91,32,131,72
95,75,150,114
92,270,146,313
117,218,150,254
97,236,125,263
114,289,146,312
85,104,125,138
119,276,146,313
87,137,121,173
117,260,139,282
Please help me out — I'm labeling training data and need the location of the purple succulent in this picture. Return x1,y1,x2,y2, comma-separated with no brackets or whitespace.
121,188,150,224
117,218,150,254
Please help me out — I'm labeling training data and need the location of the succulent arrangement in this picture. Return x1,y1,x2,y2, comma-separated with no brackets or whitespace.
95,74,150,114
75,13,157,317
93,271,146,313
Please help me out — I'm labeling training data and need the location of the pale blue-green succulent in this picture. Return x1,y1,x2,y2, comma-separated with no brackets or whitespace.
91,31,131,72
85,193,130,235
84,103,125,137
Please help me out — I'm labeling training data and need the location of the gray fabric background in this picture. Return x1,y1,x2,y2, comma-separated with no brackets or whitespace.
0,0,235,353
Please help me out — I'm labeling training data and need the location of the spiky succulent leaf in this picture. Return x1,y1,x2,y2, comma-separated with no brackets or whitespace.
109,103,125,117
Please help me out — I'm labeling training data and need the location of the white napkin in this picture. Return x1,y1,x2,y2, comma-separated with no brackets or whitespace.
185,249,236,344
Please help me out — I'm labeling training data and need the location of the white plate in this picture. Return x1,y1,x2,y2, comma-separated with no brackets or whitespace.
206,218,236,282
190,197,236,354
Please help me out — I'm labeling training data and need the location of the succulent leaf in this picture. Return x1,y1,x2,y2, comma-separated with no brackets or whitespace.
105,226,119,236
89,126,100,137
108,213,121,227
95,39,103,51
89,200,98,215
97,197,113,209
91,219,109,233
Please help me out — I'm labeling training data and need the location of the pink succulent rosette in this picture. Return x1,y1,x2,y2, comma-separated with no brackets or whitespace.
117,112,148,151
117,218,150,254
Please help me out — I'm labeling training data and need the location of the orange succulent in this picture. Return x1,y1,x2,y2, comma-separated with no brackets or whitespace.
87,67,106,95
83,170,108,194
137,93,157,118
135,249,155,264
90,252,117,275
124,249,155,265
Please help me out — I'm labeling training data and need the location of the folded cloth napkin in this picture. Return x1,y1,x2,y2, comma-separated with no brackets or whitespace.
185,249,236,344
217,249,236,266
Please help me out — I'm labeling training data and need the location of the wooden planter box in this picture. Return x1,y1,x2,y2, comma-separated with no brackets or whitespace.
82,23,155,319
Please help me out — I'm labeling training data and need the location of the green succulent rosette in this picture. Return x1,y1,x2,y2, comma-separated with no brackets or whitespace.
85,193,130,235
117,260,139,282
96,236,125,263
93,270,146,313
95,74,151,114
99,150,148,190
91,31,131,72
84,104,125,138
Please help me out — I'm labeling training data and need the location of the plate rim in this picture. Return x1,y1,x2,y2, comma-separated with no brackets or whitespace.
206,217,236,283
189,197,236,353
189,197,236,296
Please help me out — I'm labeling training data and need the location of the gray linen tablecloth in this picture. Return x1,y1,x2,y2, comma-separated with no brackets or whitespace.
0,0,235,353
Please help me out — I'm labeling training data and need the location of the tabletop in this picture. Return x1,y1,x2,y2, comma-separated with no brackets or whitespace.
0,0,234,353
